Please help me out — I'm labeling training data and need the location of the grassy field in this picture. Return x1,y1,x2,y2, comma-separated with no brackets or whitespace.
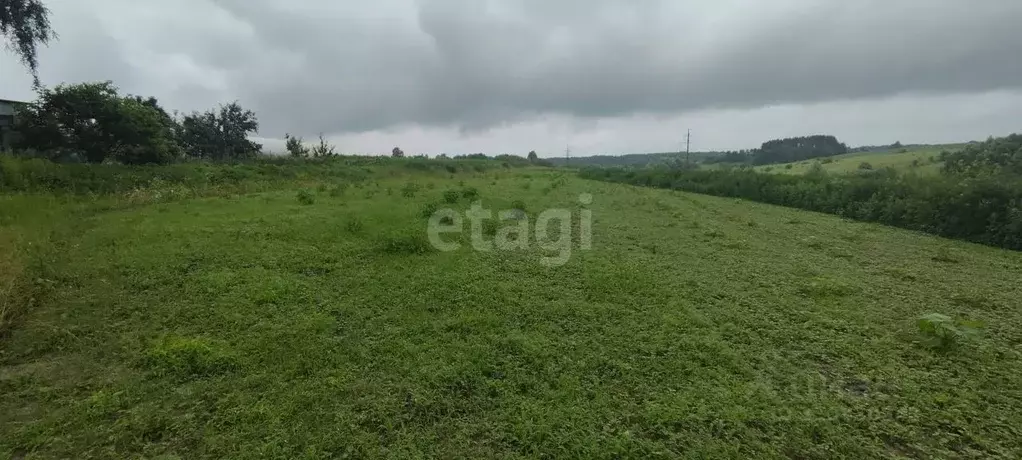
2,165,1022,458
750,145,963,175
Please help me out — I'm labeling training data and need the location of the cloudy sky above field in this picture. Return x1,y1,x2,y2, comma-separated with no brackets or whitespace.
3,0,1022,156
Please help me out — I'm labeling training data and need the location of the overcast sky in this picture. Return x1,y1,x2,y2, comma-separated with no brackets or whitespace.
2,0,1022,156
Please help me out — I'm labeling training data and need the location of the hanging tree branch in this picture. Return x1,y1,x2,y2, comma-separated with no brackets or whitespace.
1,0,57,87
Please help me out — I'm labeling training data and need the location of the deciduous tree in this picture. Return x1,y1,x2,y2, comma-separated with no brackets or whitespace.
1,0,56,86
180,102,261,160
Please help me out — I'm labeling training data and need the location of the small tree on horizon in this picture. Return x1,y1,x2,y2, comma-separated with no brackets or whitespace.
179,101,261,160
392,146,405,158
527,150,538,162
285,133,309,158
310,133,336,157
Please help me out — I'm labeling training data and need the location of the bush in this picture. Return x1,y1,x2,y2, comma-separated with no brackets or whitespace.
858,162,874,171
377,233,432,255
310,134,336,157
942,134,1022,176
443,190,460,204
916,313,982,351
482,219,499,237
462,187,479,200
401,182,420,198
421,202,439,218
578,160,1022,251
345,219,364,233
285,133,309,158
329,183,348,197
13,82,182,164
296,189,315,205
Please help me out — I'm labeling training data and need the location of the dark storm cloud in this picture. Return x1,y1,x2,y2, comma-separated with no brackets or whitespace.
4,0,1022,139
203,0,1022,137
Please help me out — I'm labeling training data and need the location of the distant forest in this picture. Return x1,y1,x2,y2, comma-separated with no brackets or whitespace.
554,135,937,168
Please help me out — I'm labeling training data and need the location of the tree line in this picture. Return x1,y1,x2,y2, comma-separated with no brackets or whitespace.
755,135,848,164
11,81,263,164
704,135,850,166
579,133,1022,251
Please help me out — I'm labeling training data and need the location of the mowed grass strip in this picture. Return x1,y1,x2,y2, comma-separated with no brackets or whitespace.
2,168,1022,458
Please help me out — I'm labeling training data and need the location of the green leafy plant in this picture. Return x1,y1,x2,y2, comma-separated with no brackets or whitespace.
329,183,348,197
401,182,419,198
296,189,315,205
482,219,499,237
443,190,460,204
916,313,982,351
285,133,309,158
462,187,479,200
142,335,236,379
345,218,364,233
377,233,432,255
421,202,439,218
310,134,336,157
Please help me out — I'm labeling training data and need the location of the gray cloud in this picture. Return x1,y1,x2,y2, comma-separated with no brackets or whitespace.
2,0,1021,151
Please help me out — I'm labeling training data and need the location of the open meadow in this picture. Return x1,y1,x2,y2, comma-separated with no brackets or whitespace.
750,145,963,176
2,160,1022,458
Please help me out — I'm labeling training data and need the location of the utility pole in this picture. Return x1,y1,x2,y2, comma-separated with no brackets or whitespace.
685,129,691,166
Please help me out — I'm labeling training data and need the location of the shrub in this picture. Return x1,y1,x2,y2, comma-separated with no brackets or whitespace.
858,162,874,171
401,182,419,198
443,190,460,204
421,202,439,218
784,164,793,170
462,187,479,200
510,199,527,211
296,189,315,205
916,313,982,351
310,134,336,157
377,233,432,255
482,219,499,237
14,82,182,164
577,158,1022,251
285,133,309,158
329,183,348,197
345,219,364,233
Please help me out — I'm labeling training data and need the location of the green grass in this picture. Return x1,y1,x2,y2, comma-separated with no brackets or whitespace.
750,145,963,175
3,166,1022,458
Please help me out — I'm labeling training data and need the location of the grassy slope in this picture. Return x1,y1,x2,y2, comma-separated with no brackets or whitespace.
750,145,963,175
2,167,1022,458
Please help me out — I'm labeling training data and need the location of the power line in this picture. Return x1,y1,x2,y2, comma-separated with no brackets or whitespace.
685,129,691,165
